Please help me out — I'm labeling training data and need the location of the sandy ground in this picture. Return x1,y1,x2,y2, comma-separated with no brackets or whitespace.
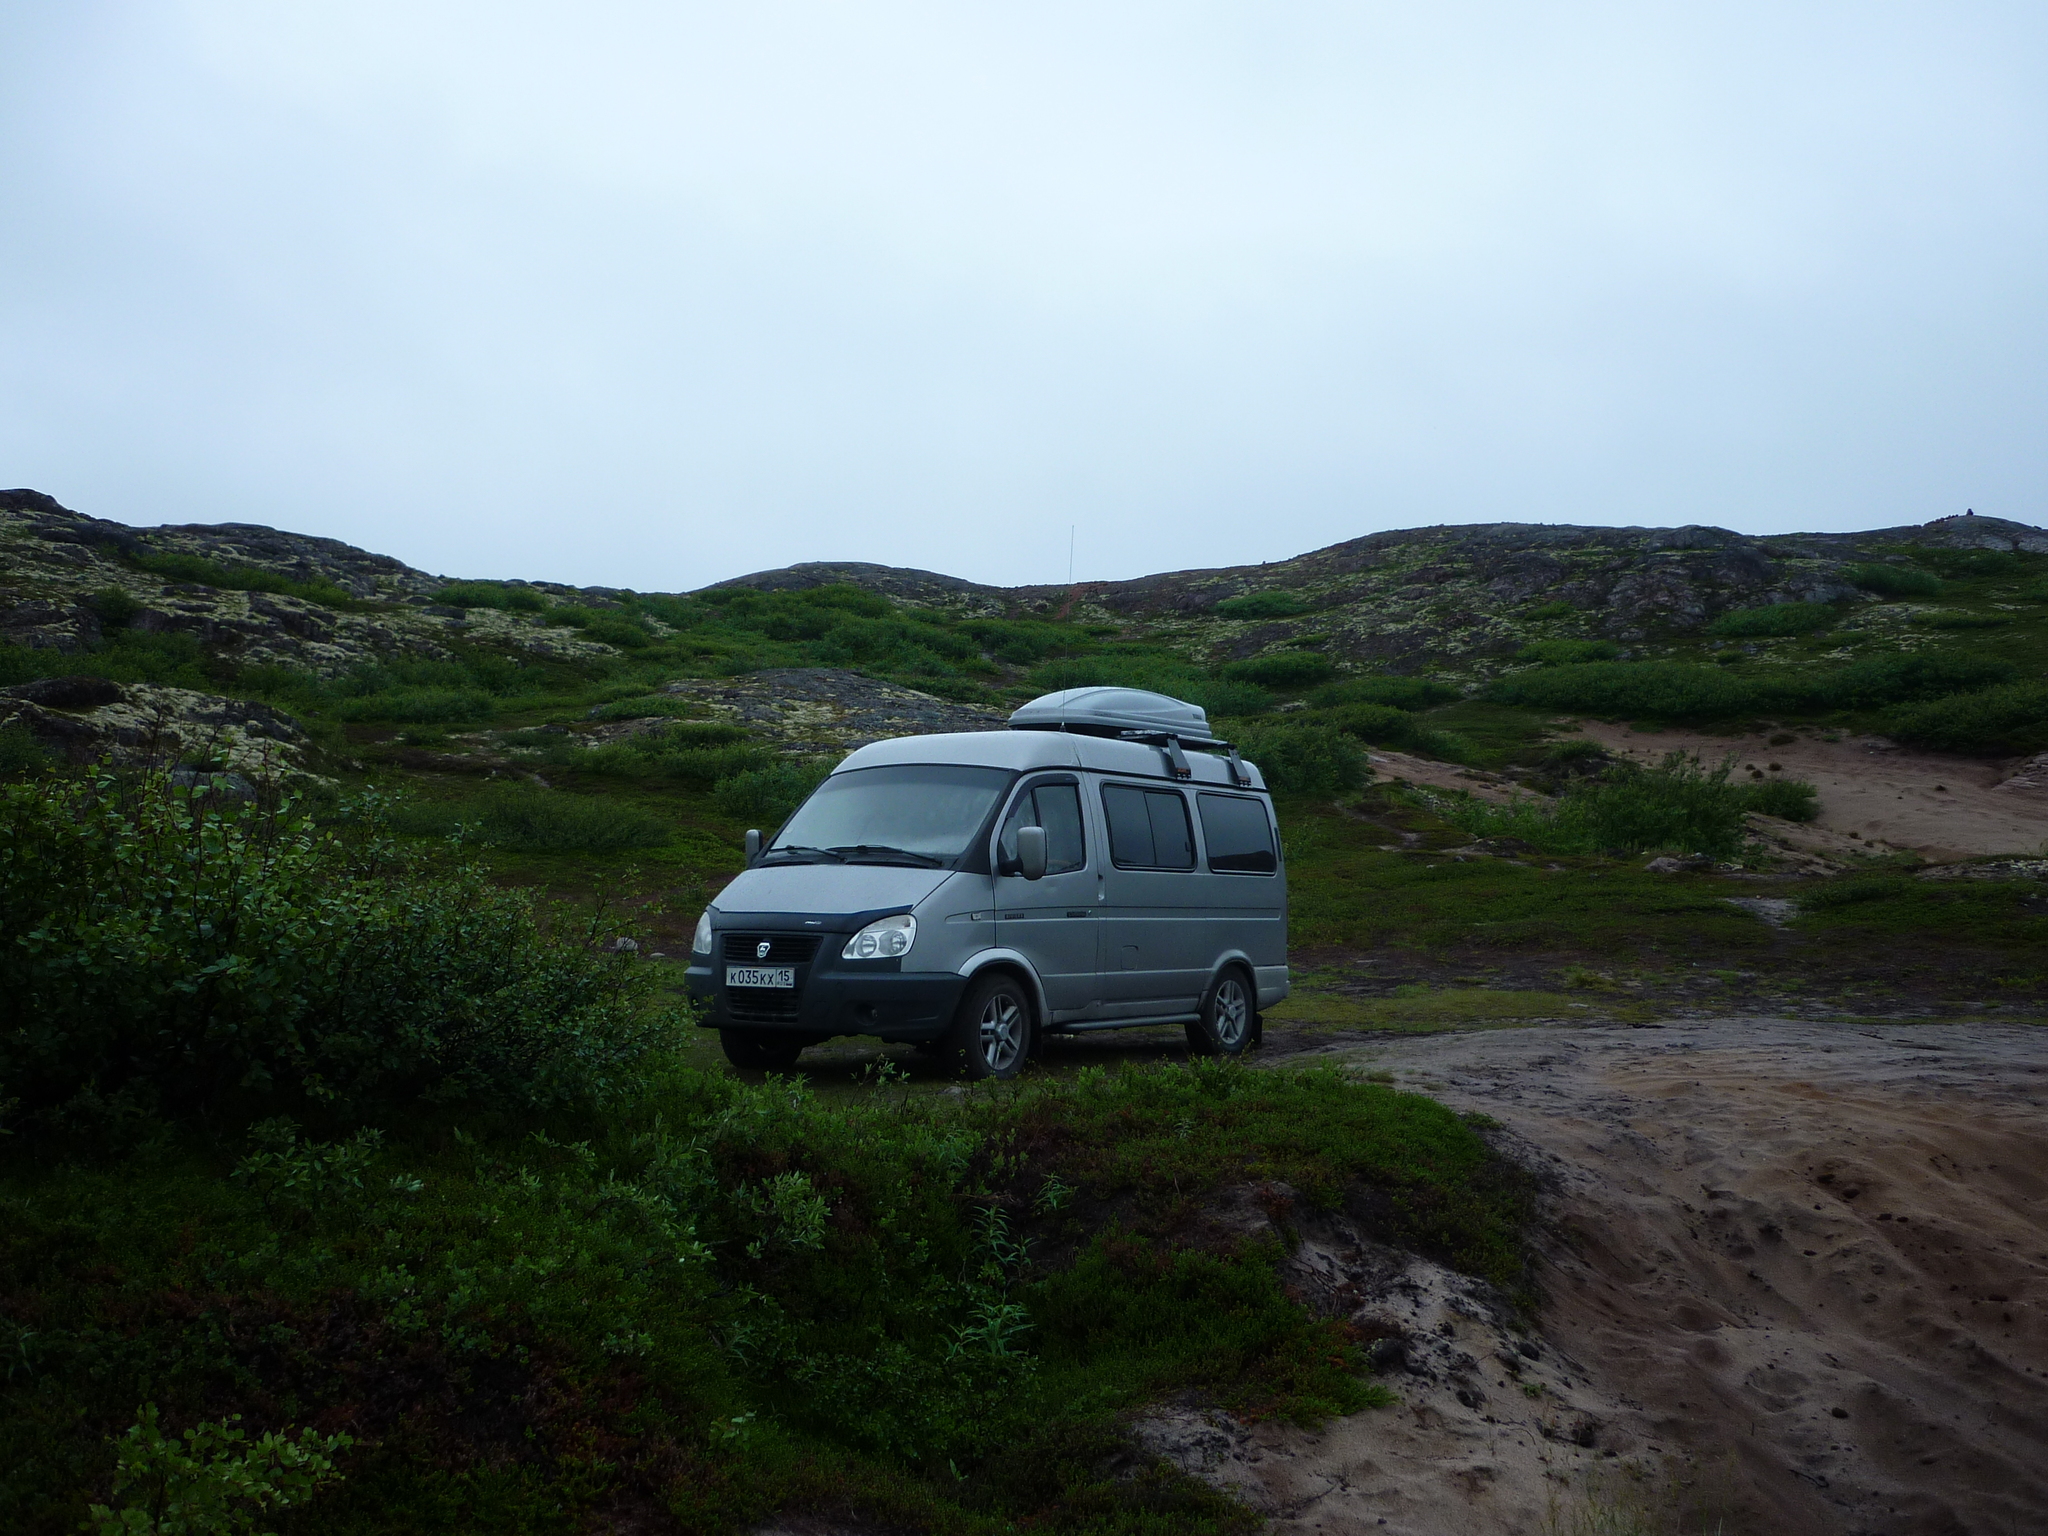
1576,725,2048,862
1152,1021,2048,1535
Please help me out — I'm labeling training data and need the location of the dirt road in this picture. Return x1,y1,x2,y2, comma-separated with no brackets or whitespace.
1181,1020,2048,1534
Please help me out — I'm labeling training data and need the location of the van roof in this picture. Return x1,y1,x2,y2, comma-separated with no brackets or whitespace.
835,729,1269,791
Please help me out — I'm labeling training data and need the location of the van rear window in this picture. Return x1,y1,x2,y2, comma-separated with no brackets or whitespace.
1103,785,1195,870
1198,793,1277,873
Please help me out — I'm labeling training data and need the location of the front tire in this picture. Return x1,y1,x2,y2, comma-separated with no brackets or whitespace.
1186,967,1255,1058
947,972,1034,1080
720,1029,806,1071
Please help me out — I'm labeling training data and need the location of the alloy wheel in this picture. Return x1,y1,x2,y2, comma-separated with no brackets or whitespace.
979,991,1027,1073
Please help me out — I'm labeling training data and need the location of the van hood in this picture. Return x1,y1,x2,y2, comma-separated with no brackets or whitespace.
712,863,962,921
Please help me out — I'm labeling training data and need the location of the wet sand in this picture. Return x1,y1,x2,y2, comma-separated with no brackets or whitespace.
1178,1020,2048,1534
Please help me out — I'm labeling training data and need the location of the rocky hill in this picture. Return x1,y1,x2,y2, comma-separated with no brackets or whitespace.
720,513,2048,673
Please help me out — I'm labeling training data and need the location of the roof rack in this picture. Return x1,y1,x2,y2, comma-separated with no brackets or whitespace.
1117,728,1253,787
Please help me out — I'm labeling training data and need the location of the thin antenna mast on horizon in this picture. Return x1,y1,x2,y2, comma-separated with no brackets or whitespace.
1068,525,1075,587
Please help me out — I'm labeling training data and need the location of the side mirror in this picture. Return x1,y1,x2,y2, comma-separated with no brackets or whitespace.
745,829,762,863
1016,825,1047,881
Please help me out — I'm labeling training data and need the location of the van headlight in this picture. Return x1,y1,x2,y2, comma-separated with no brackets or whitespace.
692,908,714,956
842,913,915,959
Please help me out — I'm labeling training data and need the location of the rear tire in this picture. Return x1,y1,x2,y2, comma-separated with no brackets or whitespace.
720,1029,806,1071
946,972,1034,1080
1186,967,1255,1058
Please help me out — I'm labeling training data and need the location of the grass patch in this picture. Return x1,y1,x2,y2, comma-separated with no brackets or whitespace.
387,783,673,852
1213,592,1312,620
125,548,373,610
1849,563,1942,598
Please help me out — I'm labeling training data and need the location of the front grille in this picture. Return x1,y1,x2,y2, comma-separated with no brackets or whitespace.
722,933,823,964
727,988,805,1022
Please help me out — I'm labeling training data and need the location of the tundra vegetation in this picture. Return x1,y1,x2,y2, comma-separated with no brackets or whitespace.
3,501,2046,1529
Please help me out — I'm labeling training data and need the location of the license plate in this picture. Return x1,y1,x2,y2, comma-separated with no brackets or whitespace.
726,965,795,989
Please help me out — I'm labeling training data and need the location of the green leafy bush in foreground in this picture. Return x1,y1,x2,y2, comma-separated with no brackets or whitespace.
0,773,671,1138
1311,676,1462,711
0,1059,1528,1534
1220,651,1335,690
713,758,835,825
1516,638,1622,664
1425,752,1816,858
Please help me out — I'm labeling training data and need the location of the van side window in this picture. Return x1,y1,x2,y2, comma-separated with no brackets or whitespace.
1198,792,1277,873
998,781,1087,873
1103,784,1195,870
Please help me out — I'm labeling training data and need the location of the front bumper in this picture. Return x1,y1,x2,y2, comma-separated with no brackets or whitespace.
686,962,968,1043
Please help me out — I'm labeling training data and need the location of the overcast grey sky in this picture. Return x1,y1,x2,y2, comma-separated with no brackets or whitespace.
3,3,2043,590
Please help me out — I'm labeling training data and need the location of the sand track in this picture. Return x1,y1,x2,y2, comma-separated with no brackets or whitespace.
1180,1021,2048,1534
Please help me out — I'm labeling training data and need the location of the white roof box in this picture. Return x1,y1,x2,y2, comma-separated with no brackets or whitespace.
1008,686,1212,739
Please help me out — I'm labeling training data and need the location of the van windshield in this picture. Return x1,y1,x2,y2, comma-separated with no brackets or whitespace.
765,764,1014,867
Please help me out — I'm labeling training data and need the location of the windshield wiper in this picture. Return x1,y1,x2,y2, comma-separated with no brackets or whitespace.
760,845,846,864
826,845,946,868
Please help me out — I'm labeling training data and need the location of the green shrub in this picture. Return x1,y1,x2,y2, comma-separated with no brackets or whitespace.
86,588,143,630
1429,752,1811,858
86,1403,351,1536
1524,601,1576,620
1801,875,1913,910
1231,723,1370,797
1182,679,1272,718
1220,652,1335,690
1488,651,2016,721
1311,676,1461,711
1849,563,1941,598
0,724,49,777
0,775,670,1136
128,550,367,610
432,581,549,612
1910,547,2026,579
1316,702,1412,745
1887,682,2048,755
388,784,672,852
1917,611,2010,630
713,759,835,825
332,687,495,724
1213,591,1312,620
587,695,708,722
1706,602,1834,638
548,606,653,649
957,618,1089,664
1516,638,1621,664
2021,581,2048,604
1742,776,1820,821
1488,661,1756,719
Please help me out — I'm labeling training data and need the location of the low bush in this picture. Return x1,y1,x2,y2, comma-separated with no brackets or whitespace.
587,694,710,722
1524,600,1577,620
1487,651,2017,721
713,758,835,825
1231,723,1370,797
126,549,368,610
1848,563,1942,598
1706,602,1834,638
1887,682,2048,755
1917,611,2010,630
0,774,670,1138
387,784,672,852
0,724,49,777
85,588,143,629
550,607,654,650
1220,652,1335,690
333,686,496,724
1317,702,1412,744
1516,638,1621,664
1426,752,1814,858
1213,591,1312,620
1909,547,2027,579
1311,676,1462,712
0,1058,1527,1533
432,581,549,612
2021,580,2048,604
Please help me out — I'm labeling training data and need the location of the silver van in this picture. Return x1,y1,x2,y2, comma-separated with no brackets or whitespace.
684,687,1289,1078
